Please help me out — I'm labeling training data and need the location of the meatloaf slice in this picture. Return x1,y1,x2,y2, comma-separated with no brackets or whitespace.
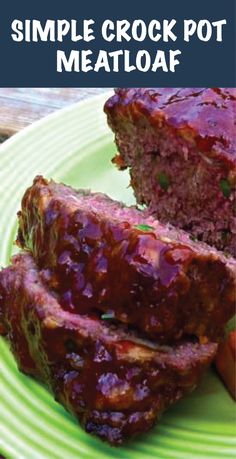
104,88,236,255
17,176,236,343
0,252,218,445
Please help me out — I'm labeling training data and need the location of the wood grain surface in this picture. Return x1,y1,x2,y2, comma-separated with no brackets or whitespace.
0,88,108,141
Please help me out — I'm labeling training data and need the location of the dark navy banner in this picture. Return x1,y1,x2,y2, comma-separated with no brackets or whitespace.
0,0,235,87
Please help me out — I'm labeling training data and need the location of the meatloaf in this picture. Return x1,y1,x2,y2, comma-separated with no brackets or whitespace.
104,88,236,255
0,252,218,445
17,176,236,343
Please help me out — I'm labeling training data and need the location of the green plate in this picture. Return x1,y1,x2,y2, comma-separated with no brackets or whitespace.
0,93,235,459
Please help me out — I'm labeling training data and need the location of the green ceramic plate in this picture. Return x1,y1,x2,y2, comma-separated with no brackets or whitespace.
0,93,235,459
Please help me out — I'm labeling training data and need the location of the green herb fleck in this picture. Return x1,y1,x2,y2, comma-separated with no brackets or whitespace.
220,179,231,198
101,312,115,320
221,230,229,243
157,172,170,191
190,234,197,242
134,224,155,232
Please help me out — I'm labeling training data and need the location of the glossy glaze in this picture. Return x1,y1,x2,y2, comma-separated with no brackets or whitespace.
0,252,218,444
17,176,236,343
105,88,236,254
106,88,236,161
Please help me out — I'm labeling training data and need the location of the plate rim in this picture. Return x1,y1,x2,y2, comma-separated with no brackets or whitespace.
0,90,113,155
0,90,235,459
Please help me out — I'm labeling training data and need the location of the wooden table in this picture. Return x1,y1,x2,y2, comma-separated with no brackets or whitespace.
0,88,108,142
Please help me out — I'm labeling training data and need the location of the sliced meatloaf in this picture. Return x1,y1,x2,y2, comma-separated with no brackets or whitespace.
104,88,236,255
0,252,218,445
17,176,236,343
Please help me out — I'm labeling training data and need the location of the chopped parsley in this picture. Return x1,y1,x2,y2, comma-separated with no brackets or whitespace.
190,234,197,242
157,172,170,191
221,230,229,243
101,311,115,320
134,224,155,232
220,179,231,198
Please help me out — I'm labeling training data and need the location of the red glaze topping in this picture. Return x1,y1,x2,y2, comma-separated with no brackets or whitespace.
17,177,236,343
105,88,236,161
0,252,218,444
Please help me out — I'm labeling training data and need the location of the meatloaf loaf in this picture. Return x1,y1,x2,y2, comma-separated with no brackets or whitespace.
17,176,236,343
0,252,218,445
104,88,236,255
